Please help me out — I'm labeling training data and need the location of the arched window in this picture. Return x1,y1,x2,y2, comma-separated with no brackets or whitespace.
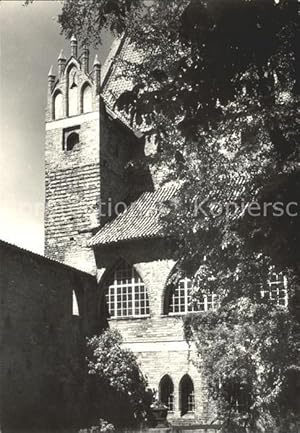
261,271,288,307
104,261,150,318
72,290,80,316
65,132,79,151
159,375,174,412
68,66,78,116
53,91,63,119
167,277,217,315
82,83,92,113
180,375,195,415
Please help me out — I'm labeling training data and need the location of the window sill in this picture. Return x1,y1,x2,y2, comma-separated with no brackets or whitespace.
168,310,216,317
63,148,80,153
167,312,200,317
181,411,196,417
160,314,185,318
108,315,151,321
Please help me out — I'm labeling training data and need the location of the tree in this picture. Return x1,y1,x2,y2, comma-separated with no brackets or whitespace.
87,329,152,427
58,1,300,431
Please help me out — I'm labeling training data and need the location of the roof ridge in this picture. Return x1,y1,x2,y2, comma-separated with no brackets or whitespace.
0,239,94,277
101,35,125,88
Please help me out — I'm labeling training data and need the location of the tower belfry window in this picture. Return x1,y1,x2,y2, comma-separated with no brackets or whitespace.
66,132,79,151
63,126,80,151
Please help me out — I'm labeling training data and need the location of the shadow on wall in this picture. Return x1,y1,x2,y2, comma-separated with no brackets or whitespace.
0,240,100,433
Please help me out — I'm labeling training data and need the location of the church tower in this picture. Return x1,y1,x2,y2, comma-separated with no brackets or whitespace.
45,38,146,274
44,37,103,274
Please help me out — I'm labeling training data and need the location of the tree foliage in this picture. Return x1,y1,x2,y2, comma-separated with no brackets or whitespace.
87,329,152,427
185,297,299,432
59,1,300,431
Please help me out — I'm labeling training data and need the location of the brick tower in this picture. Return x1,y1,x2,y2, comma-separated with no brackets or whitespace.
44,38,101,273
45,36,139,274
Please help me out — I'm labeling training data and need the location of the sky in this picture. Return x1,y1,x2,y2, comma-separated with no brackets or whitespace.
0,0,112,254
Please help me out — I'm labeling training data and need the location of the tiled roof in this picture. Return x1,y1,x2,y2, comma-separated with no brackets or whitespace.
98,40,251,246
101,37,124,88
101,36,141,127
88,184,180,247
88,173,250,247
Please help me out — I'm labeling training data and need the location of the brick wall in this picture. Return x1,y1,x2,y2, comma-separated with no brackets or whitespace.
0,240,99,432
45,111,101,274
45,49,101,274
45,55,144,274
94,239,215,424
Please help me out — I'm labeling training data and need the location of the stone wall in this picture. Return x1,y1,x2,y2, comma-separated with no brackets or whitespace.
0,240,99,432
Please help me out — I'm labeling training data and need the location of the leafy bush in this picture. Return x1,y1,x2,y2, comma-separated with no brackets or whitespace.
86,329,153,427
79,418,115,433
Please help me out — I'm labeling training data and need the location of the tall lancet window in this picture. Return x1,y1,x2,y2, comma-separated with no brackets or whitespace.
82,83,92,113
68,66,78,116
53,91,63,119
104,260,150,318
159,375,174,412
180,375,195,415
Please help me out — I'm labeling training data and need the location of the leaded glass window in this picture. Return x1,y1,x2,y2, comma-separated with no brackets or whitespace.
105,262,150,318
261,271,288,307
168,277,217,315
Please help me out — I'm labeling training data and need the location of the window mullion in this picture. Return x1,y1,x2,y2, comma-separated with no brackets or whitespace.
106,264,148,318
114,281,117,317
185,279,188,314
132,267,135,316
